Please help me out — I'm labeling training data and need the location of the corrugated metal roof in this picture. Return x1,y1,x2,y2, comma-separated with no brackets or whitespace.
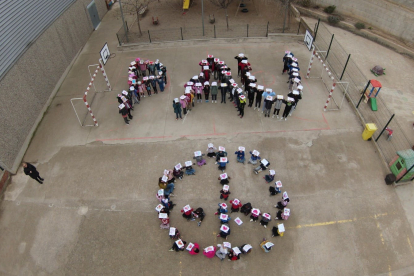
0,0,77,80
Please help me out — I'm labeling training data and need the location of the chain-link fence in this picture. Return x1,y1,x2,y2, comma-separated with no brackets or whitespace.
312,22,412,178
116,22,303,45
116,8,304,46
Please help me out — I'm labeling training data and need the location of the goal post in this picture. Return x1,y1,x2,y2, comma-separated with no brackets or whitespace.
71,59,111,127
306,45,348,111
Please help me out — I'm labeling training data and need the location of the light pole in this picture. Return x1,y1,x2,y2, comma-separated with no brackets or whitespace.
119,0,129,42
202,0,205,36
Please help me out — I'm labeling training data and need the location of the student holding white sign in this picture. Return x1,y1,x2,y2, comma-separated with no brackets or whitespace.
203,246,217,258
275,208,290,221
184,161,196,175
173,164,184,180
272,95,284,118
217,157,229,172
217,224,231,239
260,239,274,253
193,151,206,166
206,143,217,158
272,223,285,237
187,242,200,255
275,192,290,209
259,213,272,228
229,198,242,213
218,173,231,185
169,239,187,252
269,180,283,196
216,243,229,261
281,97,295,121
215,146,228,163
254,158,270,175
234,147,246,164
264,169,276,183
158,176,175,197
219,185,231,201
240,244,253,254
248,150,261,165
228,248,241,261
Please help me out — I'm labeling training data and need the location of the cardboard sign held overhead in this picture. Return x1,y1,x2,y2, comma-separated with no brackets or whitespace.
235,217,243,225
169,227,176,235
220,214,228,220
155,204,164,212
159,213,168,218
194,151,202,157
185,161,192,167
275,180,283,188
284,208,290,216
220,225,229,233
186,243,194,251
175,163,182,170
220,173,228,180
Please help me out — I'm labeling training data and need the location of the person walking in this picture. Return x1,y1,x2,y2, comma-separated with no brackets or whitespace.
173,98,182,120
23,162,44,184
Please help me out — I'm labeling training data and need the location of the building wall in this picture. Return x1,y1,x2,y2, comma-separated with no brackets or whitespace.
312,0,414,46
0,0,107,172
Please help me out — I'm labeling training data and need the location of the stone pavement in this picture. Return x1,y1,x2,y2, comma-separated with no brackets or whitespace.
1,3,414,276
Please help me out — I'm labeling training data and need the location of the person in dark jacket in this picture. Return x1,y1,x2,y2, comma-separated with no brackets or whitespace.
119,103,130,125
23,162,44,184
281,98,295,121
220,83,227,104
173,98,182,120
254,86,264,110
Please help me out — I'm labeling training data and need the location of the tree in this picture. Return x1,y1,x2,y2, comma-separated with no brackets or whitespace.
121,0,157,36
209,0,236,30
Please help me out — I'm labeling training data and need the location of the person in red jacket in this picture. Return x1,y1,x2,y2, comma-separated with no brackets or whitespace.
229,198,242,213
181,205,194,221
188,243,200,255
220,185,231,201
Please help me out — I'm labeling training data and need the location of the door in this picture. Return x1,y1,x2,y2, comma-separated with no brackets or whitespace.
87,1,100,29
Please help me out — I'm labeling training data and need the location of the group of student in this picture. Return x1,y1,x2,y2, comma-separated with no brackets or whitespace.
155,143,292,259
118,58,168,124
172,51,304,121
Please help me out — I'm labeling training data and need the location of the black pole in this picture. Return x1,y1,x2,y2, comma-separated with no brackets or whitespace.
340,54,351,80
148,30,151,43
214,25,216,38
356,80,371,108
126,21,128,31
297,21,301,35
314,18,320,42
325,34,334,60
181,27,183,40
116,33,121,46
266,21,269,37
247,24,249,37
396,162,414,183
375,114,395,142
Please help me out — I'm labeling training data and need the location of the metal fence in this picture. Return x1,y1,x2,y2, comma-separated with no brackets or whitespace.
116,18,304,46
312,21,412,178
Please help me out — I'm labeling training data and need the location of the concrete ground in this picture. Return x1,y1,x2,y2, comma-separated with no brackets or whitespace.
2,3,414,276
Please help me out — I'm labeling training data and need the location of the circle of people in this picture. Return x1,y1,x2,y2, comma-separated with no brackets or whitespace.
117,58,168,125
156,145,291,260
171,51,303,121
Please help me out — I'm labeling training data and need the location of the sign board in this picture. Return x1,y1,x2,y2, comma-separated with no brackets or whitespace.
304,30,314,51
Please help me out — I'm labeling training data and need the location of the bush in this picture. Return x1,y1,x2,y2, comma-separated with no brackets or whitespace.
301,0,311,8
355,22,365,30
313,5,320,9
324,5,336,14
327,15,341,25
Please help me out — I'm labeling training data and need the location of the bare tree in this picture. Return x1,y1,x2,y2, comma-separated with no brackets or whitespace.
121,0,157,36
209,0,235,30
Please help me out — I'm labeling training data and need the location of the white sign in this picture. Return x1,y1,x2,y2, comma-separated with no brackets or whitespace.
223,185,229,191
194,151,202,157
219,146,225,151
275,180,283,188
185,161,192,167
284,208,290,216
283,191,289,200
252,208,260,215
175,163,182,170
304,29,314,51
155,204,164,212
220,173,228,180
169,227,176,235
159,213,168,219
175,239,184,248
238,146,245,151
220,225,229,233
220,157,228,163
186,243,194,251
157,189,164,196
252,150,260,156
223,242,231,248
233,247,241,255
269,170,275,176
183,205,191,212
235,217,243,225
100,43,110,65
278,223,285,233
220,214,228,220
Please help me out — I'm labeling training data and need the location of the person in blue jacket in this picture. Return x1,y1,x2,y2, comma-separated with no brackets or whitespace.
234,148,245,164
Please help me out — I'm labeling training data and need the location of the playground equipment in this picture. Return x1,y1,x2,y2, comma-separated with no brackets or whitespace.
371,65,386,76
363,79,382,111
389,149,414,184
